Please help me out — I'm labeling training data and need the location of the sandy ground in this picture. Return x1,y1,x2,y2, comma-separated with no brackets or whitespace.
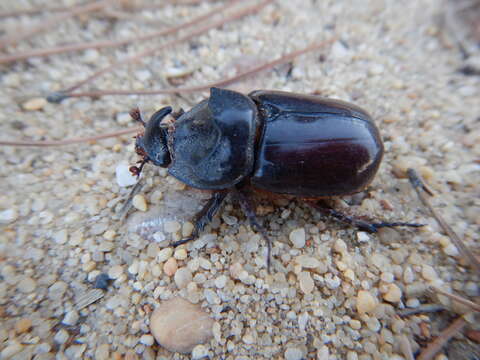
0,0,479,359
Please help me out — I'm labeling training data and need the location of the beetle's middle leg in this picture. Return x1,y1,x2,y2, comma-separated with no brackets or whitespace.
234,188,272,270
171,190,228,247
305,200,423,233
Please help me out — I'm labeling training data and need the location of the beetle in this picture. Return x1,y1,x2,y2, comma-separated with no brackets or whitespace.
130,87,422,267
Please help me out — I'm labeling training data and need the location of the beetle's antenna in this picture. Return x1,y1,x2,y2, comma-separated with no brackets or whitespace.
129,107,145,126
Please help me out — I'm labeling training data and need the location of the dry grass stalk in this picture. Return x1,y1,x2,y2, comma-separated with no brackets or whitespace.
416,316,467,360
0,0,114,50
0,0,242,65
407,168,480,275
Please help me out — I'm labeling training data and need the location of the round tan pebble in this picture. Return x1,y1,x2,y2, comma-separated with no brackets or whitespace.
289,228,306,248
95,344,110,360
174,248,188,260
22,97,47,111
356,290,377,314
108,265,123,279
182,222,195,237
164,258,178,276
140,334,155,346
383,284,402,303
229,263,243,279
18,277,36,293
298,271,314,294
349,319,361,330
421,265,438,281
150,297,214,354
103,229,116,240
132,194,148,212
164,220,181,233
15,318,32,334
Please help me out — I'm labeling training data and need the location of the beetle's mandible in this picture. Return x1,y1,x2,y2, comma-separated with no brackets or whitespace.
130,88,422,268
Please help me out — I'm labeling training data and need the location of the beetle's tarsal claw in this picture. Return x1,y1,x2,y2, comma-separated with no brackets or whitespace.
171,235,195,247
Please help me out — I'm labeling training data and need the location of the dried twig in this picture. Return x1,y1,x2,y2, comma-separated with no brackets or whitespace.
407,168,480,275
397,304,446,317
417,316,467,360
431,286,480,312
51,0,272,97
0,0,242,65
0,0,113,50
0,4,77,18
62,39,335,100
0,127,141,147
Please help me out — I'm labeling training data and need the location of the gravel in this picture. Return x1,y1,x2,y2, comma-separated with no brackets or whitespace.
1,0,478,359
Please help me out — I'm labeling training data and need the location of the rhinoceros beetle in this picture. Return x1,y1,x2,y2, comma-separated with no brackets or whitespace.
130,88,422,268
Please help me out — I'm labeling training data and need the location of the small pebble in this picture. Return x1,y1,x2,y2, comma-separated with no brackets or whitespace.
115,162,137,187
403,267,414,283
356,290,377,314
94,273,110,290
150,297,214,354
164,220,181,233
22,97,47,111
0,342,23,358
18,277,36,293
174,267,192,289
103,229,116,240
54,329,70,344
230,263,243,279
0,208,18,224
191,344,209,359
95,344,110,360
421,265,438,281
157,248,173,262
290,228,306,248
357,232,370,242
15,318,32,334
298,271,314,294
62,310,79,326
285,347,303,360
383,283,402,303
295,255,321,269
164,258,178,276
108,265,123,279
215,275,227,289
140,334,155,346
174,248,188,260
132,194,148,212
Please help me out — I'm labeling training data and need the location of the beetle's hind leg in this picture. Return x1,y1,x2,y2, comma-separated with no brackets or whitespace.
171,190,228,247
234,188,272,271
305,200,423,233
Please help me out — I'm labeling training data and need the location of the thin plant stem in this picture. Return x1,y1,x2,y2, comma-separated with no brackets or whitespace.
431,286,480,312
417,317,467,360
0,0,242,65
64,38,335,99
407,168,480,275
0,127,141,147
0,0,113,50
58,0,272,94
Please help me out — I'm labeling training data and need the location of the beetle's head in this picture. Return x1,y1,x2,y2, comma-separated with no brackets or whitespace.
130,107,172,177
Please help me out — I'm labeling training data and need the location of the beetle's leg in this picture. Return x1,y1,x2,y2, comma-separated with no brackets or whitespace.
171,108,185,120
306,200,423,233
235,189,272,271
171,191,228,247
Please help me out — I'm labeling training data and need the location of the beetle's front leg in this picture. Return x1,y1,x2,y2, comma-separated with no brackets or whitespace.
305,200,423,233
171,190,228,247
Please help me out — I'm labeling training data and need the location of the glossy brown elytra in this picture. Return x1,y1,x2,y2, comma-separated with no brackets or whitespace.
130,88,422,268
